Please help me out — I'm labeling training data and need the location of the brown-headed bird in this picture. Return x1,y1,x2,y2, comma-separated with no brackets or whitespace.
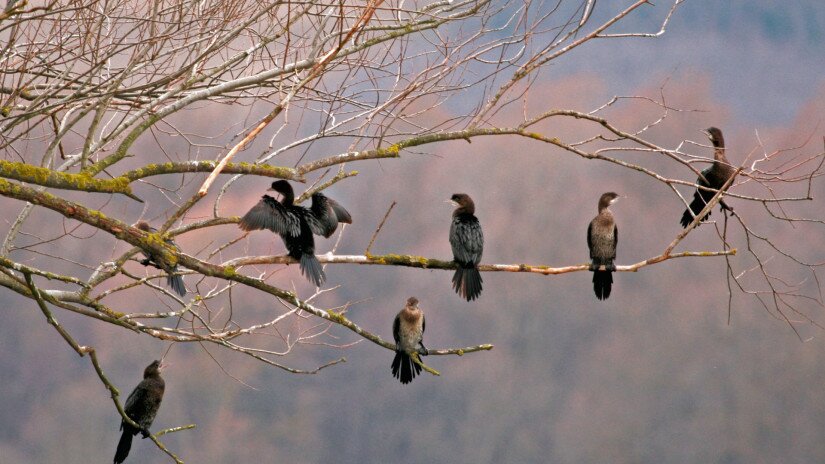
588,192,619,300
391,297,427,385
449,193,483,301
114,360,165,464
680,127,736,228
239,180,351,287
134,221,186,297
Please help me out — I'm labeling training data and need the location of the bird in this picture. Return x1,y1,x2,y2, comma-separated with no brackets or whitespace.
134,221,186,296
114,360,166,464
588,192,620,300
239,180,352,287
448,193,484,301
680,127,736,228
391,297,427,385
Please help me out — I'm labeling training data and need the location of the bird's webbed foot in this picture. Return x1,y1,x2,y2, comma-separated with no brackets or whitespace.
139,258,151,266
140,429,151,439
589,262,599,272
606,262,616,272
720,199,734,214
418,344,428,356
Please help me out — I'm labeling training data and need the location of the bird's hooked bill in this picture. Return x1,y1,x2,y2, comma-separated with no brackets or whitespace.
445,200,459,207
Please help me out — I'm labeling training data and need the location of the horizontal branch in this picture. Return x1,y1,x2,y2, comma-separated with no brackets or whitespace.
225,250,738,275
0,160,300,198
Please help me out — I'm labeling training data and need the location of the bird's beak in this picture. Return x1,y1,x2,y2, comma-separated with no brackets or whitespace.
700,129,711,139
445,200,459,207
267,187,275,191
158,361,170,371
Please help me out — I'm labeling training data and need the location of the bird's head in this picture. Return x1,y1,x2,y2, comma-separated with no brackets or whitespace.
701,127,724,148
134,221,154,233
268,180,295,204
406,296,419,308
144,360,165,378
598,192,620,210
448,193,475,215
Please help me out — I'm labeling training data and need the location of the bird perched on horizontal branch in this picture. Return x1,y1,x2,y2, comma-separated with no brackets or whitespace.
449,193,484,301
134,221,186,296
113,360,166,464
392,297,427,385
588,192,620,300
680,127,736,228
239,180,351,287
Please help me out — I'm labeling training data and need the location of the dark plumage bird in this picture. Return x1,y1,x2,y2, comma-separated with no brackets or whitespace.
449,193,483,301
391,297,427,385
239,180,351,287
680,127,736,228
588,192,619,300
134,221,186,297
114,360,165,464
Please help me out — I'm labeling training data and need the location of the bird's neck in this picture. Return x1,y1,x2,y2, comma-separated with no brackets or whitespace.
280,191,295,205
453,205,474,216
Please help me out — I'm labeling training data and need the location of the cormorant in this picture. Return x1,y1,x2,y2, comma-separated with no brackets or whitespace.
680,127,736,228
448,193,483,301
391,297,426,385
239,180,351,287
134,221,186,297
114,360,165,464
588,192,619,300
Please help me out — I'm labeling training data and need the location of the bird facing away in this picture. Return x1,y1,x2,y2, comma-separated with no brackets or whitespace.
680,127,736,228
588,192,619,300
239,180,352,287
391,297,427,385
114,360,165,464
449,193,484,301
134,221,186,297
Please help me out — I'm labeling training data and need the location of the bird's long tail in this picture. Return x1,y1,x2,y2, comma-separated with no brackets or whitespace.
592,270,613,300
680,191,713,228
452,265,483,301
113,427,134,464
300,253,325,287
167,271,186,297
391,351,421,385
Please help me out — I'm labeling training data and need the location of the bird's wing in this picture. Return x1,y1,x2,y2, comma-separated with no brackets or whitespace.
239,195,300,236
450,217,484,264
392,313,401,345
123,382,150,418
327,197,352,224
612,224,618,258
587,220,594,257
308,194,352,238
422,313,426,334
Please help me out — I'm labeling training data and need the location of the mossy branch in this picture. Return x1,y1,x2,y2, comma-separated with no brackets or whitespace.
0,160,298,200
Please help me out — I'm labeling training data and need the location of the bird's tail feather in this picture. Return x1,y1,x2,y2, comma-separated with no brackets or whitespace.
680,193,712,228
452,266,483,301
391,351,421,384
300,254,325,287
167,272,186,297
113,428,133,464
593,270,613,300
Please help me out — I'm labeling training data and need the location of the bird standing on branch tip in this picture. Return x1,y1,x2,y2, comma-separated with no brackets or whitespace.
588,192,620,301
680,127,736,228
239,180,352,287
392,297,427,385
114,360,166,464
448,193,484,301
134,221,186,296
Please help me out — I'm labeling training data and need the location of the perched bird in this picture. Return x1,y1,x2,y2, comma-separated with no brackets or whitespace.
391,297,427,385
239,180,351,287
588,192,620,300
114,360,166,464
134,221,186,297
448,193,484,301
680,127,736,228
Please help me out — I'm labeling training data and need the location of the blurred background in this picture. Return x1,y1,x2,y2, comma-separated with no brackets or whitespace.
1,1,825,463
